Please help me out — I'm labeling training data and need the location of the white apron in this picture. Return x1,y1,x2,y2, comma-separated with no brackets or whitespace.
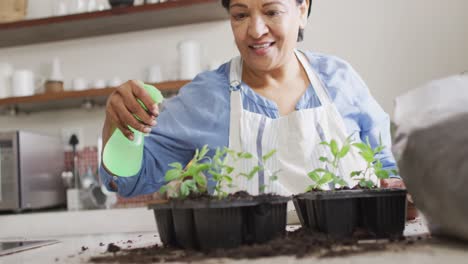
226,50,374,198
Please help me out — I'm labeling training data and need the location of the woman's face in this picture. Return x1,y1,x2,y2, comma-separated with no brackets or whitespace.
229,0,308,72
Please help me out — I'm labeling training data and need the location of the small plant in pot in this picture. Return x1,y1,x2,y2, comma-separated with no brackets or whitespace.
351,138,407,238
148,145,290,251
293,136,407,238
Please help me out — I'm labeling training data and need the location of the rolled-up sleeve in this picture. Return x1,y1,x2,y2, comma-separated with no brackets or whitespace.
345,62,399,176
99,66,231,197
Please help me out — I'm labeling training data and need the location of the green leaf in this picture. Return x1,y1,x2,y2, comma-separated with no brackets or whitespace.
374,145,385,155
269,175,278,181
169,162,183,170
320,141,330,147
352,142,369,152
165,169,182,182
305,185,314,192
319,156,329,163
248,166,261,179
225,166,234,174
335,178,348,187
350,171,362,177
197,145,209,161
330,140,339,157
195,163,210,173
374,160,383,170
259,185,267,193
185,180,197,192
375,169,390,180
317,172,334,186
262,149,277,161
194,174,207,187
314,168,328,173
338,144,350,158
360,150,375,163
238,152,253,159
223,175,233,183
180,182,189,197
365,180,375,189
307,171,320,182
159,185,168,195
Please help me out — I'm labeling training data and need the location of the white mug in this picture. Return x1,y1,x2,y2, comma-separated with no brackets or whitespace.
0,63,13,99
146,65,163,83
11,70,44,97
72,78,88,91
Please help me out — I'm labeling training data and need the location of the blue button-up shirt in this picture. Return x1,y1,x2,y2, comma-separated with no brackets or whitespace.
100,51,398,197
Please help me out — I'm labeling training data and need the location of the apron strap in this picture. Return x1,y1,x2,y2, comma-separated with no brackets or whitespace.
228,57,243,155
294,49,332,106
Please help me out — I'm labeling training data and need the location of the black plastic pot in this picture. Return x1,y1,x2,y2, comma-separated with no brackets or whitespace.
293,188,407,239
171,208,197,249
153,208,176,247
358,189,407,238
194,207,244,250
148,195,290,250
243,196,289,244
294,190,361,238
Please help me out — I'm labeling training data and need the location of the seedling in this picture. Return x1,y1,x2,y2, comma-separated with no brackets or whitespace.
160,145,279,199
351,136,398,188
306,137,352,191
210,148,279,199
159,145,210,198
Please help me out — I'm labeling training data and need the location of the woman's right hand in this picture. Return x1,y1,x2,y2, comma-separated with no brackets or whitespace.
104,80,159,141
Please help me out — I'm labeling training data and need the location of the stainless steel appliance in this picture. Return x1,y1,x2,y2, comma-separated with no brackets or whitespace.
0,131,65,212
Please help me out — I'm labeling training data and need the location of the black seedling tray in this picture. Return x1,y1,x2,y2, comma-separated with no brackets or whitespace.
293,189,407,238
243,196,290,244
149,195,290,251
294,190,362,238
358,189,407,238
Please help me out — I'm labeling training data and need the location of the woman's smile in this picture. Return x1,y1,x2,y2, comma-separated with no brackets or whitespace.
248,41,276,56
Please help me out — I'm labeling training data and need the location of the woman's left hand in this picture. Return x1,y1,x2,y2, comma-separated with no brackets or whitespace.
380,178,405,188
380,178,419,220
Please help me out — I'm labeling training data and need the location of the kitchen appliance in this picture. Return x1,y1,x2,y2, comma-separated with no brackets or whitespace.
0,240,59,256
0,131,65,212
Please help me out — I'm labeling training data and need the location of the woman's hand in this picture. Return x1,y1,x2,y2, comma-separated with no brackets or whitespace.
381,178,419,220
103,80,159,142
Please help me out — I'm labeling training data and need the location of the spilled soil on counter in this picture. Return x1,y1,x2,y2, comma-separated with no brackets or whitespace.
88,228,430,263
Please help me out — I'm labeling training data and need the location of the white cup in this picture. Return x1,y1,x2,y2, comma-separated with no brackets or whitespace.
91,79,106,89
107,77,122,87
0,63,13,99
178,40,201,80
72,78,88,91
11,70,44,97
146,65,163,83
50,57,64,81
53,0,68,16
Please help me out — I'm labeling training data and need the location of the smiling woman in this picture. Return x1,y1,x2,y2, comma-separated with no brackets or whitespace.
100,0,404,212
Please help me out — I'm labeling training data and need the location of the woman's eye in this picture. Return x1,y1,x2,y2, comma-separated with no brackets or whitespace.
232,13,248,20
266,10,280,17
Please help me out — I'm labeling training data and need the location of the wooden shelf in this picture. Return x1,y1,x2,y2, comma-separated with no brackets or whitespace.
0,80,190,114
0,0,227,48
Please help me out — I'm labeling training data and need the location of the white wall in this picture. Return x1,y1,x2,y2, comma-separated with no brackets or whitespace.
1,0,467,147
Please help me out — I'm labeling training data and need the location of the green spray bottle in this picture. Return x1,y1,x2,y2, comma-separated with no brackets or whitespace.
102,83,163,177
